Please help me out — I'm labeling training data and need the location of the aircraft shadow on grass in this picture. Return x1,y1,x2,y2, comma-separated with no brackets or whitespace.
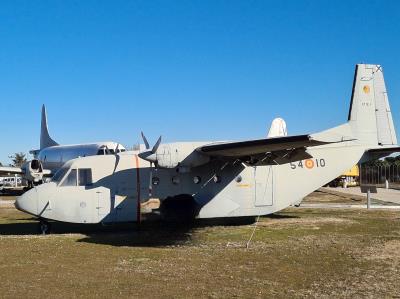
0,214,298,247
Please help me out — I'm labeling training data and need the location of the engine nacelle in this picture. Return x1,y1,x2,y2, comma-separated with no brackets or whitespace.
155,143,210,169
21,159,44,183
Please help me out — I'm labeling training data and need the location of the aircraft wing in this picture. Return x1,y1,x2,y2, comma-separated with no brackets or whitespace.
196,135,342,165
0,166,23,175
0,166,52,178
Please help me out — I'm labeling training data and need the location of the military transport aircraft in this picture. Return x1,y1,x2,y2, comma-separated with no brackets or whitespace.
0,105,126,187
15,64,400,234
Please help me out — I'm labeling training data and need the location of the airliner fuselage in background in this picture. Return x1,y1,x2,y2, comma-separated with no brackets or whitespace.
0,105,126,185
36,142,125,173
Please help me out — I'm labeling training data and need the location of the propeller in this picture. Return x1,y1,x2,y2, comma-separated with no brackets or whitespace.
152,136,162,154
112,143,121,174
139,132,162,197
138,132,162,163
141,132,150,150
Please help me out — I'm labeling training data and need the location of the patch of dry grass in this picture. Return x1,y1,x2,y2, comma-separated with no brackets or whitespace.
0,194,400,298
303,189,366,204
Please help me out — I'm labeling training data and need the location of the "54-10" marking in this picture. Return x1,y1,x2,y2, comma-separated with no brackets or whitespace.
290,158,326,170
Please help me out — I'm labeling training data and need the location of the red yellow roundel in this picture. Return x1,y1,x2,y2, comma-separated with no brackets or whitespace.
305,159,314,169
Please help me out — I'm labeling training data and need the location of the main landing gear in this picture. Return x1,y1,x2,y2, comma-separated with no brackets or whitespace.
38,219,51,235
160,195,198,223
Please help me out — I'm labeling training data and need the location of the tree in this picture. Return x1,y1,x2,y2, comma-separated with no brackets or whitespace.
10,152,27,167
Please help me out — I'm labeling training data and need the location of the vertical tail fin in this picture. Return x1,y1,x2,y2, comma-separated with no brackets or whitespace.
40,105,59,149
348,64,397,146
267,118,287,138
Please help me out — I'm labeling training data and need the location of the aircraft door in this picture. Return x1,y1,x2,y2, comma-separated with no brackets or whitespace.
96,187,111,218
254,166,274,206
75,186,110,223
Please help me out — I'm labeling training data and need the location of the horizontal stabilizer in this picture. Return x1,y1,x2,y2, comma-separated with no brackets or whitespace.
367,146,400,155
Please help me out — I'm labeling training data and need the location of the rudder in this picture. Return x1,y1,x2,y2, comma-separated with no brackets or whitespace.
348,64,397,146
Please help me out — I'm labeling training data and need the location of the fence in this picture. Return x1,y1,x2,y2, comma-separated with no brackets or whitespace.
360,164,400,189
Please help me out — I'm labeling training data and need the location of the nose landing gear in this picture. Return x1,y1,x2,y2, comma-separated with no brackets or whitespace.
38,219,51,235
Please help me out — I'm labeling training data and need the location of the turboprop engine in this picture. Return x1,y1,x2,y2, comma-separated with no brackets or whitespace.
138,133,210,171
21,159,45,184
146,143,210,169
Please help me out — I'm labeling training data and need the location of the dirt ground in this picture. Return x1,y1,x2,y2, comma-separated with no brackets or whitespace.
0,191,400,298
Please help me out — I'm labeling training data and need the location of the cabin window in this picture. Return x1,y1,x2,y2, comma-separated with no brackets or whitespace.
78,169,93,186
61,169,77,187
52,167,68,184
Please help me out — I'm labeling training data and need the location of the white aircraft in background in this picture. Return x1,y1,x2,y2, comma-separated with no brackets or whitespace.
0,105,285,188
0,105,126,186
16,64,400,234
267,118,287,138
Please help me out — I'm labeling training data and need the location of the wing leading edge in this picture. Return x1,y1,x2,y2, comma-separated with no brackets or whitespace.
196,135,344,165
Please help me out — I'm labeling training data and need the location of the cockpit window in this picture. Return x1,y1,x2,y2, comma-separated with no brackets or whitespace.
61,169,77,187
97,149,105,155
52,167,68,184
78,169,92,186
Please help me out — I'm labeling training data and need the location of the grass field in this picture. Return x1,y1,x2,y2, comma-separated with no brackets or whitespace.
0,191,400,298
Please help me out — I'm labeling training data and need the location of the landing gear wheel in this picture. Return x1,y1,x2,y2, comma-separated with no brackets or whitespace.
160,195,198,223
38,220,51,235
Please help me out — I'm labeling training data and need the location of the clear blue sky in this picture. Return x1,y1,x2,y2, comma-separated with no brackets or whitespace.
1,0,400,165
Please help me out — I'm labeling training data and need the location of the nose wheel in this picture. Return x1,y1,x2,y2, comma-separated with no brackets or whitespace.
38,220,51,235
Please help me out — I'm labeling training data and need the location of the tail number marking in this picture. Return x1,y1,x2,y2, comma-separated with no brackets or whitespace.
290,159,325,170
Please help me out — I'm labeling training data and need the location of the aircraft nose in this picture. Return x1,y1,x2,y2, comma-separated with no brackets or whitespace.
15,189,38,215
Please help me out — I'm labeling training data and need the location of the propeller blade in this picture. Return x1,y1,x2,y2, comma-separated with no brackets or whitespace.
152,136,162,153
138,134,161,165
141,131,150,150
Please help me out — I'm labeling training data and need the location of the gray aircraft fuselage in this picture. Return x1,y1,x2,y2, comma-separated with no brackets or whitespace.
15,64,400,225
15,141,366,224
